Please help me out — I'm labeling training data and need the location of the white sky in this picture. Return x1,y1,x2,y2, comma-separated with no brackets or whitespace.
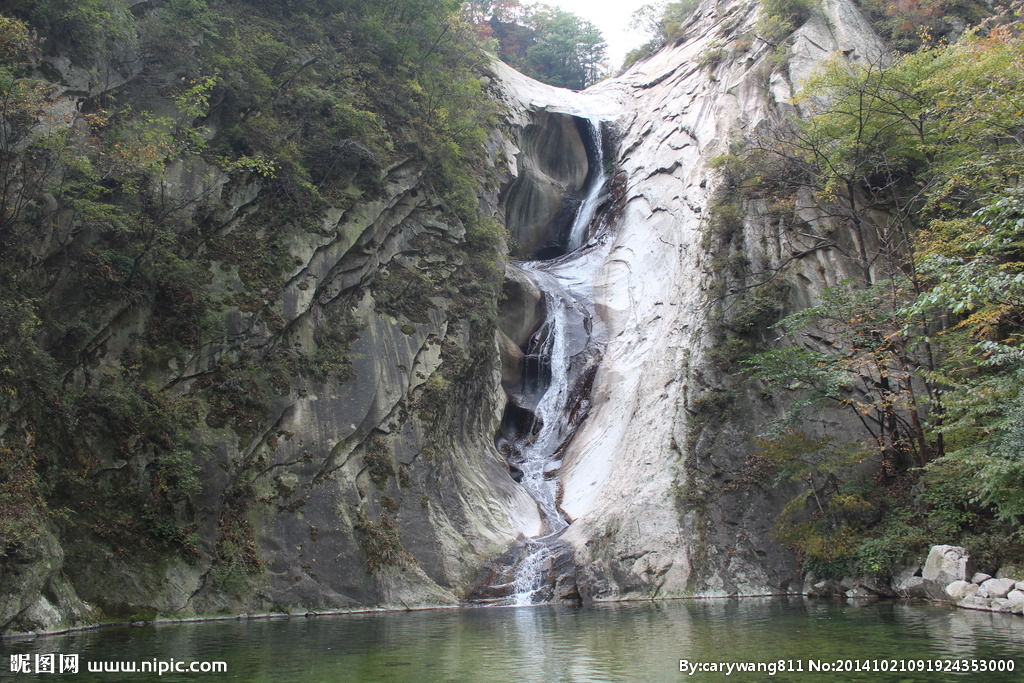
531,0,655,70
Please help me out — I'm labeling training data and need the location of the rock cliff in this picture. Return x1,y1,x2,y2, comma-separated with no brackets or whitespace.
486,0,886,599
3,0,895,633
2,3,545,633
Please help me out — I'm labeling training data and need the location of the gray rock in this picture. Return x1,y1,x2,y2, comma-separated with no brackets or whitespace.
803,573,842,598
845,586,877,599
1006,590,1024,614
996,566,1021,580
971,572,992,584
945,580,972,601
958,594,992,610
498,330,526,388
980,577,1016,599
503,111,591,258
989,598,1014,613
922,545,970,600
499,266,544,347
894,576,927,598
891,564,927,598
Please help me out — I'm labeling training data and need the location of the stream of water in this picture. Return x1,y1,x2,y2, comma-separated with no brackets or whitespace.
502,114,607,605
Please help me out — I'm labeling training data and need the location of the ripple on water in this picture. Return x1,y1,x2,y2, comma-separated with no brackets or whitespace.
4,599,1023,682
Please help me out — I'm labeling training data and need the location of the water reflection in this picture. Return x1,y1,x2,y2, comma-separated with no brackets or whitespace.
3,599,1022,682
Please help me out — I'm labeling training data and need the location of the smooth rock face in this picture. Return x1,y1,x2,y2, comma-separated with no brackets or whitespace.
923,545,970,600
499,266,545,347
516,0,890,599
972,572,993,584
504,111,591,258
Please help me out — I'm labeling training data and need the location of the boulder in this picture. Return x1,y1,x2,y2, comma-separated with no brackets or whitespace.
1006,590,1024,614
945,580,972,602
922,545,969,600
845,586,878,600
499,267,544,347
989,598,1014,613
971,572,992,584
958,594,992,610
980,577,1016,599
803,572,842,598
891,564,927,598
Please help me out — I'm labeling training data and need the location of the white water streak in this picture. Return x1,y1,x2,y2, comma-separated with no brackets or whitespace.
509,113,606,604
512,541,553,606
567,118,604,253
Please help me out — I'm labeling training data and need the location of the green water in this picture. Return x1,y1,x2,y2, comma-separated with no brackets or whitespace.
4,599,1023,682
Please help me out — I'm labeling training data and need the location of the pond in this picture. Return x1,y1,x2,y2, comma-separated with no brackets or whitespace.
4,598,1023,681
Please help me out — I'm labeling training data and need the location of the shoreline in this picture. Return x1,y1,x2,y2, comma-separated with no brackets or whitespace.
1,591,943,641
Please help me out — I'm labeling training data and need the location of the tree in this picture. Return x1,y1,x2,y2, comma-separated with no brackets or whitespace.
473,3,608,89
737,20,1024,572
623,0,699,68
524,6,607,89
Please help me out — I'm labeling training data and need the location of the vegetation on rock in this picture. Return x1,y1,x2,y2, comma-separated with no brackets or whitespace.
733,8,1024,577
0,0,507,625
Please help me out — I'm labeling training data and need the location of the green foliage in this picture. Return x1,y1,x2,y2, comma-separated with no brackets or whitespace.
0,0,505,584
210,483,263,594
311,306,361,384
0,443,46,558
479,3,608,88
4,0,137,64
753,430,928,578
756,0,816,44
852,516,928,576
857,0,993,52
740,22,1024,577
363,438,395,489
373,265,440,324
623,0,700,69
353,509,410,574
415,373,452,423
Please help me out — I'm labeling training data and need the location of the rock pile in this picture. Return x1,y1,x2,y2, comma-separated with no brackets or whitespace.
922,546,1024,615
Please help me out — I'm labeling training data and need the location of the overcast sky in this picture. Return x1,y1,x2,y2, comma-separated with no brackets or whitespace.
533,0,655,70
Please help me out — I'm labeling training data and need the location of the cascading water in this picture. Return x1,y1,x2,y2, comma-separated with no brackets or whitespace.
500,113,607,606
566,118,604,253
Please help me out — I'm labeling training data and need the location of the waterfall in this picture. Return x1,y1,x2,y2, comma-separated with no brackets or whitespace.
566,118,604,253
503,114,607,605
